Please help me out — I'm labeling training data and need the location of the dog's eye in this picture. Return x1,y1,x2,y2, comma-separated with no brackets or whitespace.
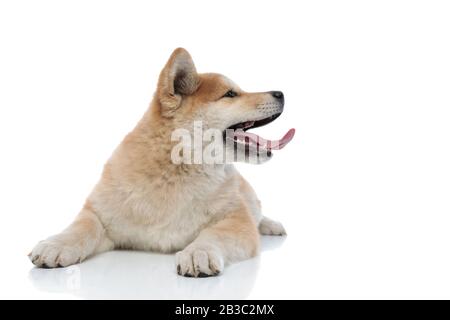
222,90,238,98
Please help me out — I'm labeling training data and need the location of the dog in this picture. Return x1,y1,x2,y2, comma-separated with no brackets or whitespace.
29,48,295,277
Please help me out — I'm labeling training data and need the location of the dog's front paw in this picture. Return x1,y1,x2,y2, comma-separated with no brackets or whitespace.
29,239,83,268
175,247,224,278
259,217,287,236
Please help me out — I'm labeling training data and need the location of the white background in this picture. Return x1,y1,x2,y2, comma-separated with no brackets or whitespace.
1,0,449,299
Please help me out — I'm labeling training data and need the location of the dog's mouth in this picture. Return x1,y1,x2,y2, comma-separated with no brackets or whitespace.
224,113,295,152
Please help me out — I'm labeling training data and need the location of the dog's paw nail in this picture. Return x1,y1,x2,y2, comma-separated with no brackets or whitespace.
197,272,209,278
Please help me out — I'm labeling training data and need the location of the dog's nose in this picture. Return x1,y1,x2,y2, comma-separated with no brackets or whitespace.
271,91,284,102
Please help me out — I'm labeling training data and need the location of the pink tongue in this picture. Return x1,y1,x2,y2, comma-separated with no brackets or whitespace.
233,128,295,150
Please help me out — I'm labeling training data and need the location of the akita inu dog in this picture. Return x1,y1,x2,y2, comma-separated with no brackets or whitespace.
29,48,295,277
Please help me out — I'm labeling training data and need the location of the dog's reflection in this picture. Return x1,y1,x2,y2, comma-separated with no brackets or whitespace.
29,251,259,299
28,236,285,299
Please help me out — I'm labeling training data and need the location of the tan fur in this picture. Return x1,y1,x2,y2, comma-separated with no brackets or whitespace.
30,48,286,277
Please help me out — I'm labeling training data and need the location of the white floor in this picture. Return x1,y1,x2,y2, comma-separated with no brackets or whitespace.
24,237,286,300
2,229,450,300
1,236,286,300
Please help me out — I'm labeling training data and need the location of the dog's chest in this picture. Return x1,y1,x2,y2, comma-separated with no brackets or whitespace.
108,198,212,252
101,170,231,252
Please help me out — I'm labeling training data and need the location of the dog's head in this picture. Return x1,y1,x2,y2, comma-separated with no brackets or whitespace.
155,48,294,164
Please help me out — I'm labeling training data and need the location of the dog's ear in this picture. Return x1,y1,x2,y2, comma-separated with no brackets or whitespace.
156,48,199,117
